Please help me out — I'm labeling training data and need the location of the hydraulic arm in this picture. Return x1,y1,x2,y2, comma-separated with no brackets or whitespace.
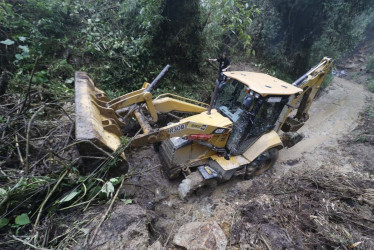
279,57,333,132
74,65,211,164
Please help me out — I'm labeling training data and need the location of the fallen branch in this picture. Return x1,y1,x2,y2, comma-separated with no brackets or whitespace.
14,134,24,166
1,116,10,140
33,170,68,231
20,56,39,113
123,183,156,195
11,235,50,250
45,102,74,123
30,139,114,171
260,235,272,250
25,105,45,174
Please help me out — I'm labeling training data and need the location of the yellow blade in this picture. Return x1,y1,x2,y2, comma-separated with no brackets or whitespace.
74,71,128,171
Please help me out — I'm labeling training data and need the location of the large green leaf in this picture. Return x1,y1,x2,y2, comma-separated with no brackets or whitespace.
15,213,30,226
59,190,80,203
121,199,132,205
0,39,14,45
109,177,123,186
0,218,9,228
15,54,23,60
18,45,29,53
101,182,114,197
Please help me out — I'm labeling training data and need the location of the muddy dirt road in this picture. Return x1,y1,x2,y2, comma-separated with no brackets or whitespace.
275,76,373,175
81,76,374,249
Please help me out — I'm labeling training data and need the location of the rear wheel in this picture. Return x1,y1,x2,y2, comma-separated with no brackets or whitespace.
178,171,204,199
245,148,279,179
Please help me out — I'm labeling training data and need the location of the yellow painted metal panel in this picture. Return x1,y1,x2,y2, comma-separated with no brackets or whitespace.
180,109,232,128
153,97,207,114
108,87,146,106
131,117,231,148
210,155,250,171
155,93,209,107
277,57,333,131
223,71,302,96
242,130,283,162
109,93,145,110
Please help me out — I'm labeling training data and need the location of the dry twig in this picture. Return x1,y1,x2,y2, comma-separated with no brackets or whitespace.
11,235,50,250
25,105,45,174
34,170,68,231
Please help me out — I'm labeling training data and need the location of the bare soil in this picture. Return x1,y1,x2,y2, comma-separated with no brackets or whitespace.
79,75,374,249
275,77,373,176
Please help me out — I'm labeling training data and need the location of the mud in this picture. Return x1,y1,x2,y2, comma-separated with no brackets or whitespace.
274,77,373,176
76,75,374,249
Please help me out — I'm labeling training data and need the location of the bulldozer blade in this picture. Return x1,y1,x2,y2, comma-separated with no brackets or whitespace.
74,71,128,173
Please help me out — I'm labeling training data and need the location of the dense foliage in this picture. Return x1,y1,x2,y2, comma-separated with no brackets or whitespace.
1,0,373,96
0,0,255,100
246,0,374,79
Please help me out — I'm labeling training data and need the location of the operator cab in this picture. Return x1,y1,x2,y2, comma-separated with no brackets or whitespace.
214,71,302,155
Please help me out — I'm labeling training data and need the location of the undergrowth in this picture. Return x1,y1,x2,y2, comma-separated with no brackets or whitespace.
0,87,134,248
355,104,374,143
232,170,374,249
368,81,374,93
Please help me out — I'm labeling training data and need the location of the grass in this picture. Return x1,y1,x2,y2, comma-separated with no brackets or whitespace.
368,81,374,93
366,55,374,73
366,104,374,118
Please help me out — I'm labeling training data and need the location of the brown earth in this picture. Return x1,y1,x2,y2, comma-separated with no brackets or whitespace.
275,77,373,175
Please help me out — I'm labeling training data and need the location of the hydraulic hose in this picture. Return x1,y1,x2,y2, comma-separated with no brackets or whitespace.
292,59,327,87
144,64,171,93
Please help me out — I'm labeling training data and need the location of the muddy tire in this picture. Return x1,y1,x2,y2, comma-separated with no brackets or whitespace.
178,171,204,199
163,165,182,179
245,148,279,179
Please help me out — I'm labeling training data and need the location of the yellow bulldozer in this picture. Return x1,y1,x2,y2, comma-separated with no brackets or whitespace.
74,57,332,198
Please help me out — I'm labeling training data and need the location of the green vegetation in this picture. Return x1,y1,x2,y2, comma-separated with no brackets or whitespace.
369,81,374,93
355,104,374,143
245,0,374,80
0,0,256,100
367,55,374,73
367,55,374,93
1,0,373,95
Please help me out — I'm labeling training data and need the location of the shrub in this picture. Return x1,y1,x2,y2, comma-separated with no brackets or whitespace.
367,56,374,74
368,81,374,93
